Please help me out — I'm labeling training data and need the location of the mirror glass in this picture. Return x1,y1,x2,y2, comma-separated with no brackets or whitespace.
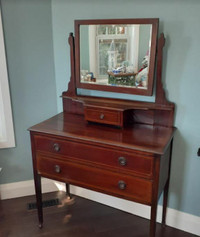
80,24,152,89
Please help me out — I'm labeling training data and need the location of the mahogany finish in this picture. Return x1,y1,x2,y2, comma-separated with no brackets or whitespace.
29,112,175,236
84,105,123,126
29,19,176,237
34,134,154,178
37,155,153,204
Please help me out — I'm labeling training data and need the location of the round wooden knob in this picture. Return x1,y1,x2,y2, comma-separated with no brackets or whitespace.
118,180,126,190
54,165,61,173
100,114,104,120
118,157,127,166
53,143,60,152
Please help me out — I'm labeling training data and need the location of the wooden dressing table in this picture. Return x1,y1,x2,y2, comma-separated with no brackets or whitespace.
29,19,176,237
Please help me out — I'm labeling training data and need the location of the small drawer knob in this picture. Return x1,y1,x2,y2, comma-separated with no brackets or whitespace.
53,143,60,152
54,165,61,173
118,180,126,190
118,157,127,166
100,114,104,120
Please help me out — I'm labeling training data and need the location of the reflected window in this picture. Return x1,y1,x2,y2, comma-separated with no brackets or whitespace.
86,25,140,82
80,24,152,89
97,25,128,77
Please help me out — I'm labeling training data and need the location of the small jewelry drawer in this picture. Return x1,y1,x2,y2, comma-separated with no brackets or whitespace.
37,155,153,204
84,106,123,126
34,135,154,178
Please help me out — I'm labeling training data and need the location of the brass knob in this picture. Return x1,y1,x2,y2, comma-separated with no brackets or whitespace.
53,143,60,152
54,165,61,173
100,114,104,120
118,157,127,166
118,180,126,190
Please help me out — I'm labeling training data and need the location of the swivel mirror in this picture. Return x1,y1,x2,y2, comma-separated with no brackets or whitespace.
75,19,158,96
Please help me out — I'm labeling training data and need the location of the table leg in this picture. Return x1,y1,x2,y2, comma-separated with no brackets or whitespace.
66,183,71,199
162,140,173,227
162,179,169,226
150,202,158,237
34,173,43,228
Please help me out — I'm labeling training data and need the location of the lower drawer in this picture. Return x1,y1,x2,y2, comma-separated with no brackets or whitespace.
37,155,152,204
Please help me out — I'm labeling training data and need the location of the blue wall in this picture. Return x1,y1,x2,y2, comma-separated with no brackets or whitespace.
0,0,199,219
0,0,57,183
52,0,200,217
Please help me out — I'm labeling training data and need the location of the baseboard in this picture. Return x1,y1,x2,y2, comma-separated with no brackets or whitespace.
0,179,199,236
0,178,58,200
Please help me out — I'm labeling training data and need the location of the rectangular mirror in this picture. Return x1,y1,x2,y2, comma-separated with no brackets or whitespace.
75,19,158,96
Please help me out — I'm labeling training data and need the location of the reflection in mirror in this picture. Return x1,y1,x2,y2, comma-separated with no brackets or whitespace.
80,24,152,90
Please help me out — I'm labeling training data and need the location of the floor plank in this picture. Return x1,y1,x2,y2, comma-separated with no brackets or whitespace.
0,192,198,237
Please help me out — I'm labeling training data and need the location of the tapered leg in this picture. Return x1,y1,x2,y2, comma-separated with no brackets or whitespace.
162,140,173,227
162,179,169,226
34,174,43,228
150,203,157,237
66,183,71,199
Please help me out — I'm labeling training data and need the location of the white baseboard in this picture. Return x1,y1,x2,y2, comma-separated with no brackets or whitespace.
0,179,199,236
0,178,58,200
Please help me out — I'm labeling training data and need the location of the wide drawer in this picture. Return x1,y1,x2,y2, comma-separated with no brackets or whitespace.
34,135,154,178
84,106,122,126
37,155,153,204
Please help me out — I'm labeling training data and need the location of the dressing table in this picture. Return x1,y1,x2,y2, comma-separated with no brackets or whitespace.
29,18,176,237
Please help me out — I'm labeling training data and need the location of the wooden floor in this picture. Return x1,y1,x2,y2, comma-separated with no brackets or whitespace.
0,191,197,237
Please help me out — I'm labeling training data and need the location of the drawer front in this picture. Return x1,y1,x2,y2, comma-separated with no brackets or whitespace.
84,107,122,126
37,155,152,204
34,135,154,178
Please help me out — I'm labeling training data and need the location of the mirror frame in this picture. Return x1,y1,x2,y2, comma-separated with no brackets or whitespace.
75,18,159,96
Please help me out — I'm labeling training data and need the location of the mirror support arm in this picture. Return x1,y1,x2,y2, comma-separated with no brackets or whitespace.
155,33,169,105
63,33,76,97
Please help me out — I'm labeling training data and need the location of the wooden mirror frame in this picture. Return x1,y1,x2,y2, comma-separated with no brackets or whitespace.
75,18,159,96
